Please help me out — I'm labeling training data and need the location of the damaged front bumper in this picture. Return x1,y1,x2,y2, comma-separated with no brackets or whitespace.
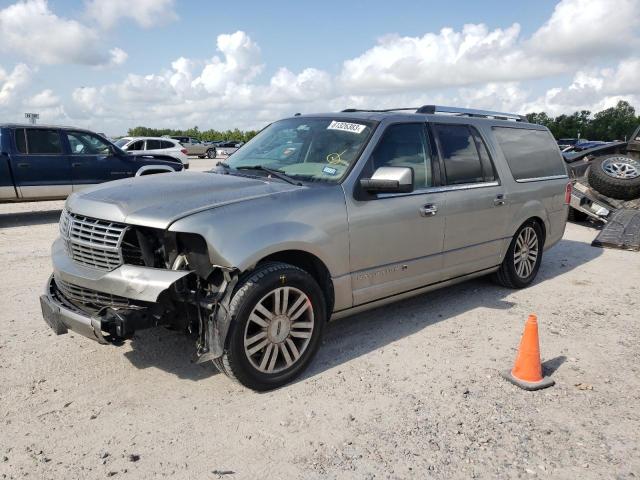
40,238,193,343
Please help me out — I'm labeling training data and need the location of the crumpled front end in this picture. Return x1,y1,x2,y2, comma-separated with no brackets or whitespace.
41,209,234,352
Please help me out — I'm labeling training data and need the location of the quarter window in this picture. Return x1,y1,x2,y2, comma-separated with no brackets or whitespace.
371,123,433,188
160,140,174,149
433,124,487,185
24,129,63,154
493,127,566,180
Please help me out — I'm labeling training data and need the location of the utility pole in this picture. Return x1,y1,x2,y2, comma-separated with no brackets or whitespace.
24,113,39,125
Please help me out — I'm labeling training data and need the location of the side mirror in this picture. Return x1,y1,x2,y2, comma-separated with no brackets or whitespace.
360,166,414,194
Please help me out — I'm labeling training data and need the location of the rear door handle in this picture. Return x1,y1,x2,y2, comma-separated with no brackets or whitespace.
71,162,83,167
17,162,29,168
419,204,438,217
494,194,506,206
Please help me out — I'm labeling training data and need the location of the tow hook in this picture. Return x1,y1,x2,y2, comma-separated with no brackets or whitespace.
95,307,153,343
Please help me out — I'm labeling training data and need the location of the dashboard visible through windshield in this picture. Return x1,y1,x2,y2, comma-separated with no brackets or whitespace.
224,117,376,182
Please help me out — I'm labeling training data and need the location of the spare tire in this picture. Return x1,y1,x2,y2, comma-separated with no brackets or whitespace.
588,155,640,200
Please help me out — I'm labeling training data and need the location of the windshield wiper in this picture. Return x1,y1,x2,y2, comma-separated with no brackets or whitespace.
235,165,302,186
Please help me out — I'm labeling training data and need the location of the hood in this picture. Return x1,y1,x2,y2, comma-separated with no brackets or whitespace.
65,171,301,229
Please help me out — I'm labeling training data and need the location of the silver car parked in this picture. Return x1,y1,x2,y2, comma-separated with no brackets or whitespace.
41,105,570,390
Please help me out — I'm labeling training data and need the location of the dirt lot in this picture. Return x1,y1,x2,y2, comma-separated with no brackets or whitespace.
1,195,639,479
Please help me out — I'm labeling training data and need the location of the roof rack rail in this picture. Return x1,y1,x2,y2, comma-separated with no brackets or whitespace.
340,105,527,122
341,107,418,113
416,105,526,122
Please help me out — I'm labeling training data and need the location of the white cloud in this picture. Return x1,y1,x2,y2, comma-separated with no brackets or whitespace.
339,24,562,93
523,58,640,115
85,0,177,29
529,0,640,57
0,0,120,66
193,31,263,93
0,63,32,106
108,48,128,67
24,88,60,108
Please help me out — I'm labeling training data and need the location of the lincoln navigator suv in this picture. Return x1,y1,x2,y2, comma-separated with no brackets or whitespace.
41,106,570,390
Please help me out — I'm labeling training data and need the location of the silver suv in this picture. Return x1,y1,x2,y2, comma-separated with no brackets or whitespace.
40,105,570,390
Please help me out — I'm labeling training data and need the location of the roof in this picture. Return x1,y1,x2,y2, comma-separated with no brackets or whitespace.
118,136,180,142
1,123,80,130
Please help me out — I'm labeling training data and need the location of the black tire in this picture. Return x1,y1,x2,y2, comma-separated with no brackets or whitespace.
198,155,205,159
213,262,326,391
587,155,640,200
207,148,217,159
494,221,544,289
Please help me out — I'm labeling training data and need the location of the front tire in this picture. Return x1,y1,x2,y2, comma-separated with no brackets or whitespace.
494,221,544,289
214,262,326,391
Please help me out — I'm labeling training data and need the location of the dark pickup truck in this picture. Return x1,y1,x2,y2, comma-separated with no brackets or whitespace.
1,124,183,203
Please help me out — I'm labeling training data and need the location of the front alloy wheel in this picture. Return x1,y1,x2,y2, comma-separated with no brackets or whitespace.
214,262,325,390
244,286,314,374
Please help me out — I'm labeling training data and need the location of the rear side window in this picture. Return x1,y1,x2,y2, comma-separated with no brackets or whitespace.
146,139,161,150
433,124,490,185
493,127,566,181
372,123,434,188
24,129,63,154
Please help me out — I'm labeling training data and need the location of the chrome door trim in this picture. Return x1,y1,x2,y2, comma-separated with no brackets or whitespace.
515,175,568,183
377,181,500,199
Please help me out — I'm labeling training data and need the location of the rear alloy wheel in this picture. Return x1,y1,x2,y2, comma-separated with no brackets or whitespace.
214,262,325,390
588,155,640,200
494,221,544,289
207,148,217,159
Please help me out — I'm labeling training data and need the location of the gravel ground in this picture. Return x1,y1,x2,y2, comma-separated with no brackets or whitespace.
1,199,639,479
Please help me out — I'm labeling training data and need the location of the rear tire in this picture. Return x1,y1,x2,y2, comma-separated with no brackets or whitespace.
207,148,217,159
214,262,326,391
494,221,544,289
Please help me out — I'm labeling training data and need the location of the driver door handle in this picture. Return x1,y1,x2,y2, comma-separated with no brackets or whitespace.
494,194,506,206
419,204,438,217
72,162,83,167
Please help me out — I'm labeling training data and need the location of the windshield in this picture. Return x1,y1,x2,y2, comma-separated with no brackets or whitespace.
114,138,129,147
225,118,375,182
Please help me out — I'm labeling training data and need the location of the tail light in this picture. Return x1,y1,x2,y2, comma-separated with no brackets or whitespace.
181,149,188,155
564,182,572,204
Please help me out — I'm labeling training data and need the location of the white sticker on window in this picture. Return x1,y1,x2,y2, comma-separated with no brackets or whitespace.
327,121,366,134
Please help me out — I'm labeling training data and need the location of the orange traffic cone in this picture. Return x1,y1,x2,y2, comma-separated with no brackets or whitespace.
502,314,555,391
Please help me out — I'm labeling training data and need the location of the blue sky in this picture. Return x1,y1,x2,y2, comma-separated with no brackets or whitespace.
0,0,638,135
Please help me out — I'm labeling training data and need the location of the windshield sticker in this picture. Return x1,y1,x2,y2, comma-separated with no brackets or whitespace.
327,121,366,134
322,166,338,176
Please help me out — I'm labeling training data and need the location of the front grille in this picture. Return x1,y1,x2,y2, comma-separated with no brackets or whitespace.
55,277,131,312
60,210,126,271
